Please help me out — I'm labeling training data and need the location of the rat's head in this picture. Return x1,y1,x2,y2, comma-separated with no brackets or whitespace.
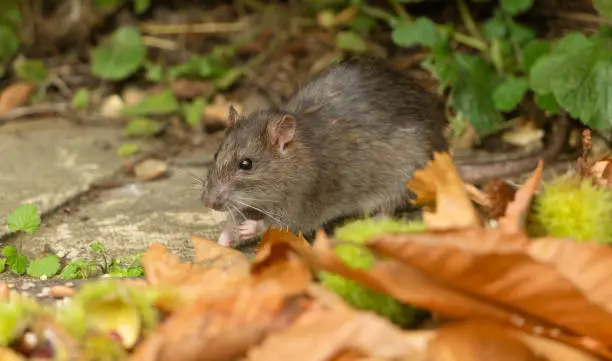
202,104,307,215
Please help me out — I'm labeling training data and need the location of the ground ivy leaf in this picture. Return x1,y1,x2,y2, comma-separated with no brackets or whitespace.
122,89,179,116
10,254,27,275
124,118,164,137
449,54,503,135
27,255,60,278
13,57,48,85
91,26,145,81
72,88,90,110
58,263,80,279
183,98,206,128
493,76,529,112
501,0,534,16
169,56,212,80
2,246,17,259
534,93,560,114
482,16,507,41
7,204,40,234
336,31,367,53
392,18,442,48
521,39,550,72
116,142,140,157
530,33,612,129
0,25,19,61
508,22,536,45
595,0,612,19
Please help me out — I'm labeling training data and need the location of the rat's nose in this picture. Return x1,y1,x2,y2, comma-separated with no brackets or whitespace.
201,187,229,210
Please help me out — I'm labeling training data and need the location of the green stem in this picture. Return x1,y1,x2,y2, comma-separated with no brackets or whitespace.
388,0,411,22
362,5,398,27
457,0,485,44
453,32,488,52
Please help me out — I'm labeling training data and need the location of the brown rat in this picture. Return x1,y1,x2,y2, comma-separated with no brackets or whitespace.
201,57,570,248
201,57,447,247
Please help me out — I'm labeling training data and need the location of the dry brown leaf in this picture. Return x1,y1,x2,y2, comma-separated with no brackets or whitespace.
140,242,244,301
311,230,516,322
497,160,543,233
0,82,36,114
429,321,547,361
363,231,612,355
250,228,315,294
429,321,599,361
590,157,612,187
192,234,251,277
407,152,481,230
171,78,212,99
246,304,430,361
482,179,517,219
134,159,168,180
131,280,312,361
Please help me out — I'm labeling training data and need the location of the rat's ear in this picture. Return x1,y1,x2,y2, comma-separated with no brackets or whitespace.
269,114,296,153
227,104,239,127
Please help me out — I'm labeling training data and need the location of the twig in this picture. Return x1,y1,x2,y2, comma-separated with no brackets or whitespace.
142,36,179,51
0,103,69,124
388,0,411,22
537,9,612,26
140,21,249,35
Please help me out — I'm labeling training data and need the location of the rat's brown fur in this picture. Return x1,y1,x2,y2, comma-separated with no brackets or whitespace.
202,57,448,247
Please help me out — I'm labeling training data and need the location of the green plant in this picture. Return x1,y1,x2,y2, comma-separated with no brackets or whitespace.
319,217,425,327
321,0,612,134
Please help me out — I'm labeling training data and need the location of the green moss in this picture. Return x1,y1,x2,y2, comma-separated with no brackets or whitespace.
528,177,612,244
319,217,425,327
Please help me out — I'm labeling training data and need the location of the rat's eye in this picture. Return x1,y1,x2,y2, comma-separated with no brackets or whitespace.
238,158,253,170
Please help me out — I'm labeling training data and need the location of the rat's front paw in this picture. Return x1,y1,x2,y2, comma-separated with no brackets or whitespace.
217,230,231,247
238,220,265,240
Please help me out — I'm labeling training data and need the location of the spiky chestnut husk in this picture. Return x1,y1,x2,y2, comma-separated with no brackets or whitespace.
318,217,425,327
527,177,612,244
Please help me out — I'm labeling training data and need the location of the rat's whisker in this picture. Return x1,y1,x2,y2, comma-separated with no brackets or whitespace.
234,200,283,225
228,202,248,222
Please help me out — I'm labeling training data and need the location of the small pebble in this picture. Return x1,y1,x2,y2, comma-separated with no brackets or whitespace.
21,282,35,290
65,282,75,287
49,285,75,298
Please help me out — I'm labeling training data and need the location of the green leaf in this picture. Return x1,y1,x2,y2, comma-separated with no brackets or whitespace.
124,118,165,137
145,62,164,82
2,246,17,259
336,31,367,53
493,76,529,112
169,56,212,80
90,242,105,254
501,0,534,16
58,263,80,279
508,22,536,45
183,98,206,128
93,0,120,10
449,54,504,134
0,0,21,28
10,254,27,275
13,57,48,85
122,89,179,116
7,204,40,234
91,26,146,81
594,0,612,19
134,0,151,13
116,142,140,157
214,68,243,90
350,12,377,34
482,16,507,41
0,258,5,272
490,38,513,73
521,39,550,72
72,88,90,110
0,25,19,61
27,255,60,278
534,92,560,114
391,18,442,48
530,33,612,129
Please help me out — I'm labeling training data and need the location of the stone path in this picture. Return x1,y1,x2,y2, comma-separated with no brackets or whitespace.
0,118,228,292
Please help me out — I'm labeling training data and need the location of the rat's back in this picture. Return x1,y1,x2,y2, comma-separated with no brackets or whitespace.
284,57,448,226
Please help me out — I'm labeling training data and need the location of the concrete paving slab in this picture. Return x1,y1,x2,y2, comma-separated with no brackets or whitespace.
12,147,227,263
0,119,136,238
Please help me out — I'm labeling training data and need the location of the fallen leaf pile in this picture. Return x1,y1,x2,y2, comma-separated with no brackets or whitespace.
1,152,612,361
